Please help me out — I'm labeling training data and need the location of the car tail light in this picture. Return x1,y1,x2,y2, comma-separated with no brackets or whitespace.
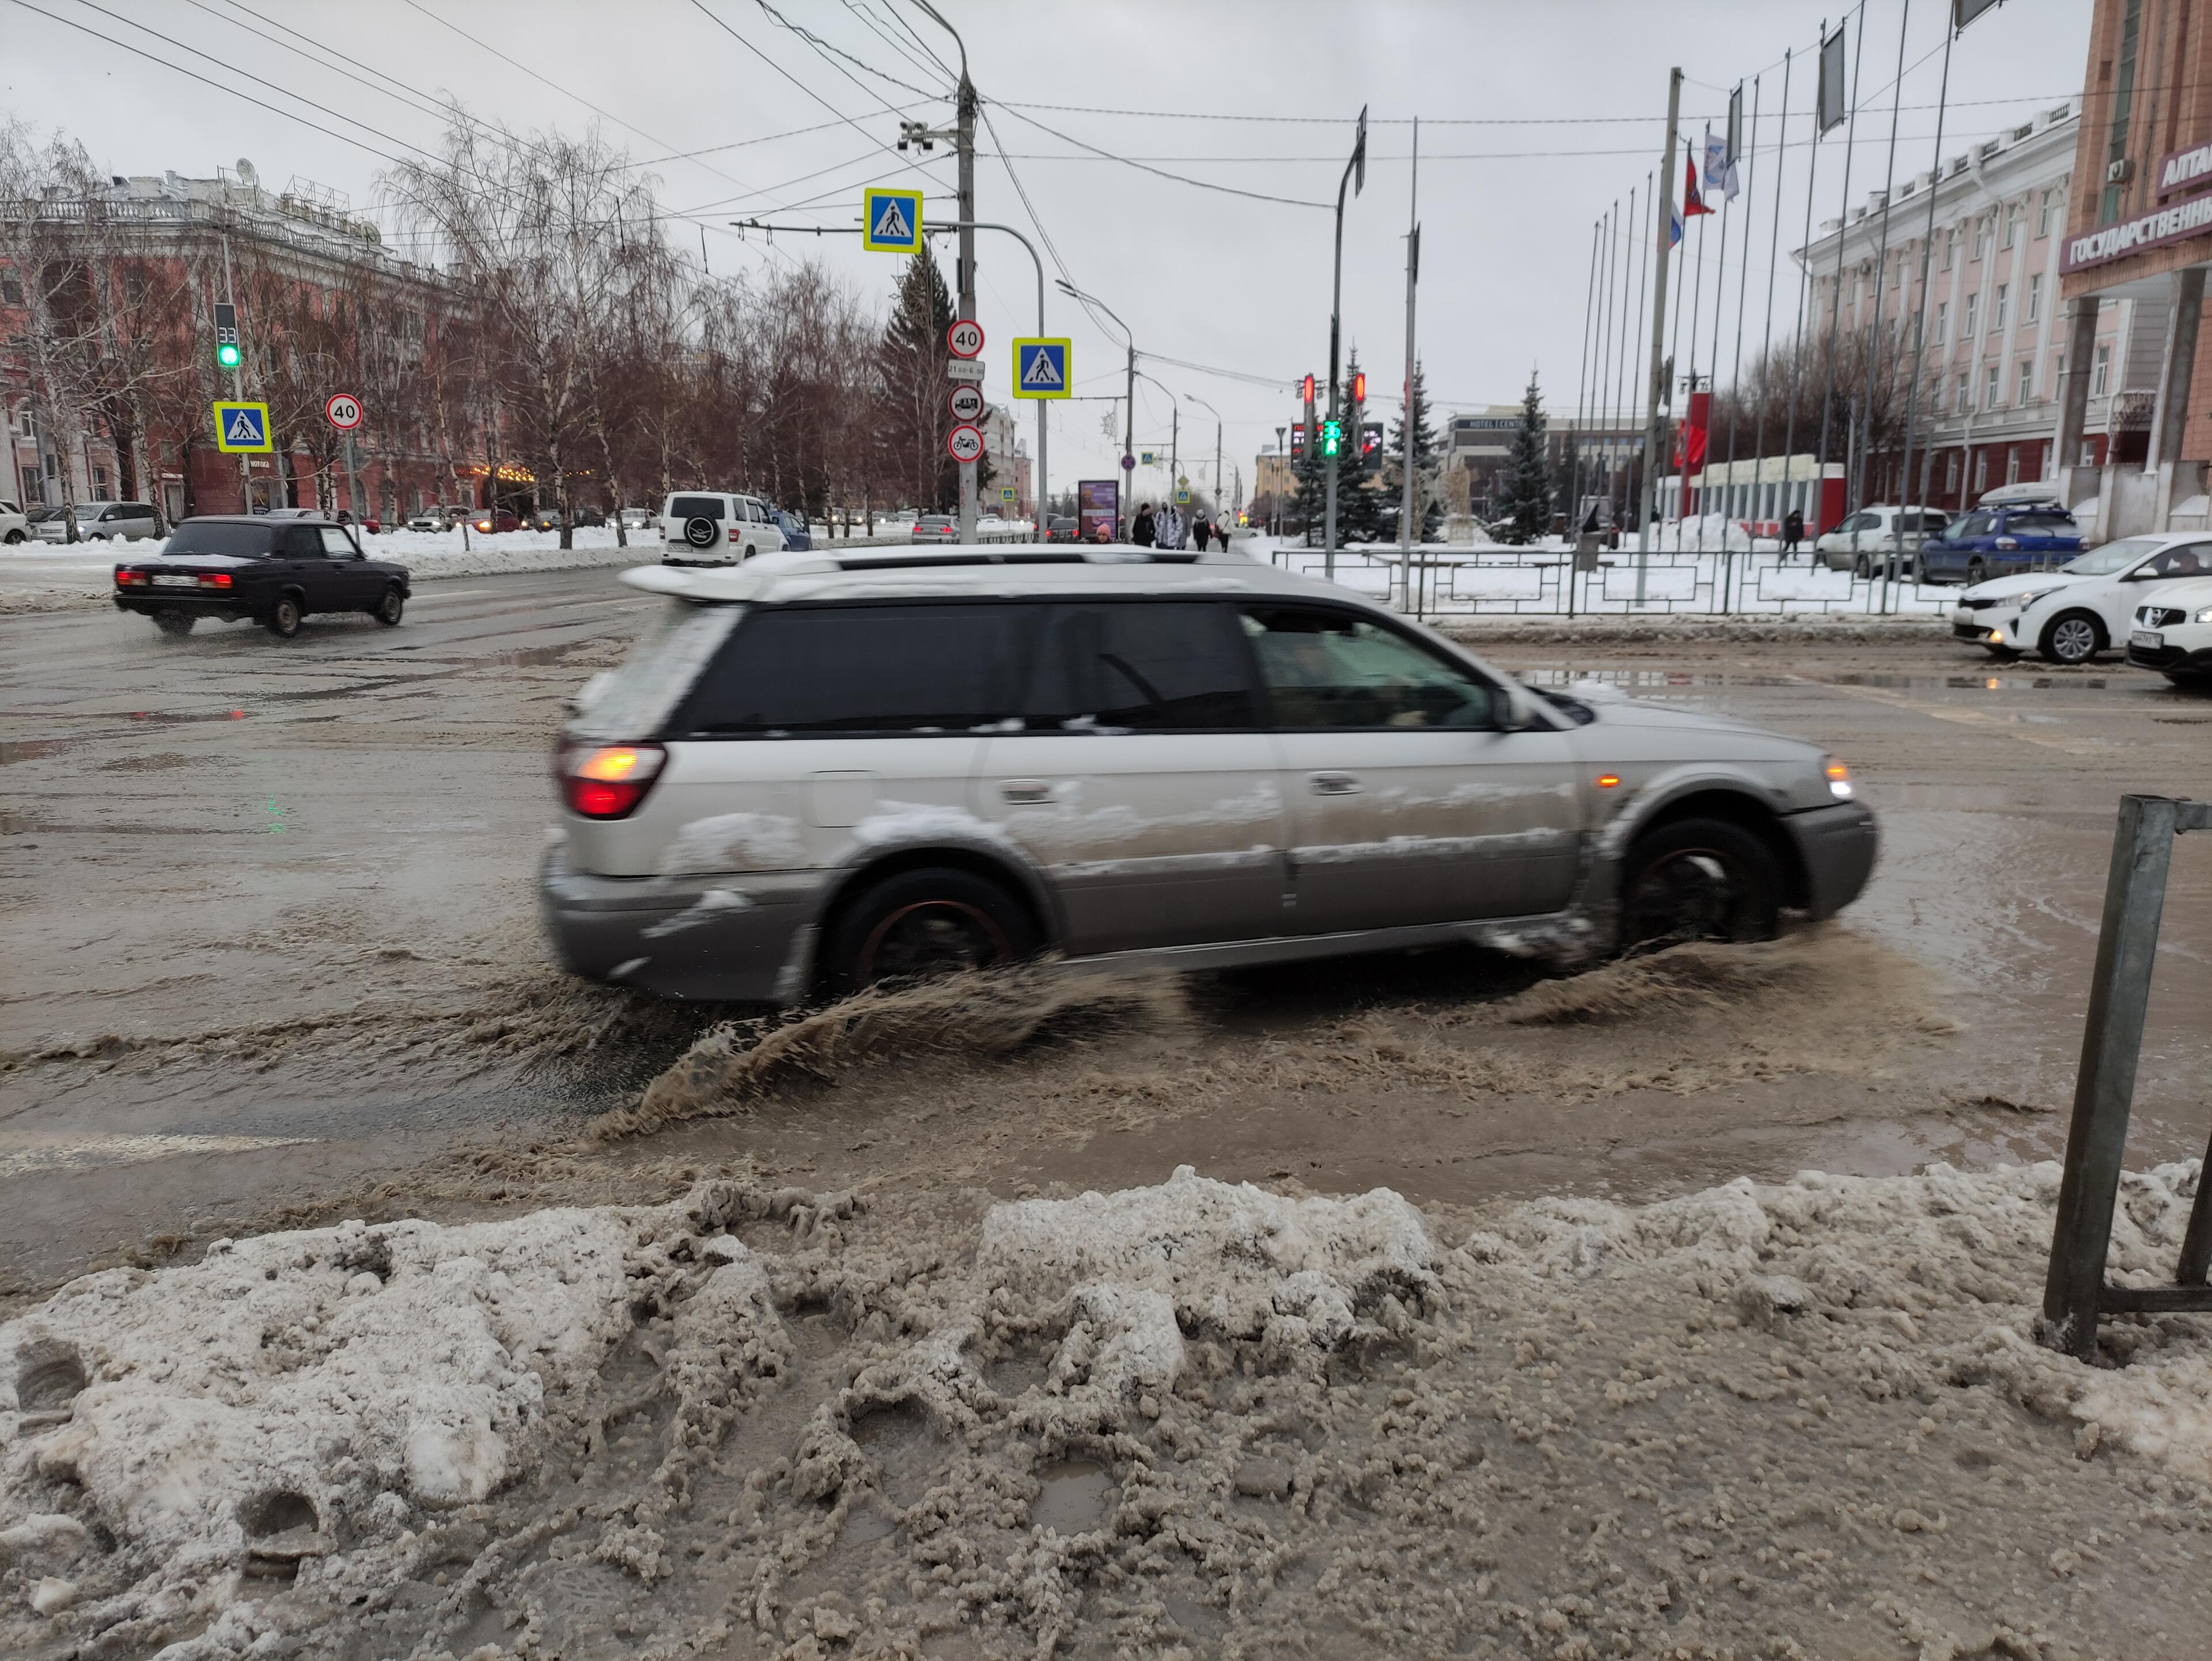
556,741,666,819
198,572,232,589
116,568,146,586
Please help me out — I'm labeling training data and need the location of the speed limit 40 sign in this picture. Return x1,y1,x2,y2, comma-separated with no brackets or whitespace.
945,423,985,464
324,392,363,431
945,318,984,359
948,383,986,423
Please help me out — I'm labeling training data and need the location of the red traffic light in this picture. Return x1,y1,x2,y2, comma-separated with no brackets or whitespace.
1300,374,1316,405
1350,371,1366,405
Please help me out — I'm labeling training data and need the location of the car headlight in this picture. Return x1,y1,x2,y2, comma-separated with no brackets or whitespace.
2196,606,2212,625
1824,759,1854,800
2009,588,2056,614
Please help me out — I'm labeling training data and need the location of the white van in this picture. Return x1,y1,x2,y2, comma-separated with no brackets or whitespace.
661,491,785,566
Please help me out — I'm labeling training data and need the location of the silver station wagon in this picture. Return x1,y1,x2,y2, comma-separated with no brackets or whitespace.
540,546,1877,1002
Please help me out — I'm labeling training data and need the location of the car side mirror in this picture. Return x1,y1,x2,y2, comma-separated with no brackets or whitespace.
1492,685,1541,731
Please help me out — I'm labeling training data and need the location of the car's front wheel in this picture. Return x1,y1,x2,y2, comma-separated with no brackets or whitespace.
2039,611,2103,665
823,866,1037,996
153,611,195,638
373,584,404,626
1967,557,1990,585
266,593,302,639
1621,818,1782,949
2,529,21,544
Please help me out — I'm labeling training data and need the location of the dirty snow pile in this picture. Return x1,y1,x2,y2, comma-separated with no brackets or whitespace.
6,1163,2212,1659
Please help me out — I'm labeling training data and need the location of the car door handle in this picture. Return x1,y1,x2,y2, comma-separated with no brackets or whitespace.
1309,771,1363,795
999,780,1052,804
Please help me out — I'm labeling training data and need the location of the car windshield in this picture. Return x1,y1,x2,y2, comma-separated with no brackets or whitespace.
164,522,276,557
72,504,108,519
2061,538,2164,576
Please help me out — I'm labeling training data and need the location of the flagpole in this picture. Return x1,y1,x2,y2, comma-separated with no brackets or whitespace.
1595,200,1620,532
1863,0,1914,608
1612,185,1638,532
1671,143,1694,527
1783,27,1825,551
1753,49,1792,561
1692,133,1724,555
1724,78,1759,610
1893,12,1955,615
1638,67,1684,600
1629,169,1654,540
1572,217,1599,551
1816,3,1868,535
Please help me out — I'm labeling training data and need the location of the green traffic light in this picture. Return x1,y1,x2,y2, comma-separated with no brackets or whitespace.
1320,419,1343,459
216,343,241,369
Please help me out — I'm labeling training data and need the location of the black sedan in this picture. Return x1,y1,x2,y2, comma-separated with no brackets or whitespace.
112,516,411,640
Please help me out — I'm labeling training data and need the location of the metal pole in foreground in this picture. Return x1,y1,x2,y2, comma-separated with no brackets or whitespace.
1324,105,1369,579
912,1,978,544
1638,68,1684,600
1400,116,1421,566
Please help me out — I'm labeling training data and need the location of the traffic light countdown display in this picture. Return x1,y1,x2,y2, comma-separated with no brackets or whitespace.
213,302,241,370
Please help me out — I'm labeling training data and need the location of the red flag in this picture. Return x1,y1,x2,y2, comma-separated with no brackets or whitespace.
1683,142,1714,220
1676,390,1710,516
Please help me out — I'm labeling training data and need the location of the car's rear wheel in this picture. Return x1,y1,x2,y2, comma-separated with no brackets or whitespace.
1851,552,1872,578
373,584,404,626
2039,611,2103,665
2,529,21,544
266,593,302,639
153,611,195,637
824,866,1037,995
1621,818,1782,949
1967,557,1990,585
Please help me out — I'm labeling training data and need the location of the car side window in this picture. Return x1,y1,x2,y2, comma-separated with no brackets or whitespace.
671,603,1031,736
1240,605,1497,731
283,525,325,557
2146,543,2212,578
1021,601,1257,732
319,527,358,558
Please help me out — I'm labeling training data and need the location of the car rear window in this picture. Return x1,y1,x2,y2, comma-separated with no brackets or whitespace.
669,495,725,520
569,601,744,743
164,522,278,557
1022,601,1256,731
673,603,1029,735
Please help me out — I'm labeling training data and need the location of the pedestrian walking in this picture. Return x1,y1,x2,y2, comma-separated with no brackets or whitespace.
1781,505,1804,562
1155,503,1185,552
1191,517,1211,553
1130,502,1156,548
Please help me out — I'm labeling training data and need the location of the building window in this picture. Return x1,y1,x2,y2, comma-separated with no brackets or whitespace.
2103,0,2144,224
2037,189,2055,237
1974,450,1989,492
1946,452,1961,492
1964,293,1979,338
93,467,109,496
2092,343,2111,396
1934,300,1948,344
2006,449,2021,485
1993,283,2008,331
1942,228,1956,270
1958,372,1973,411
2004,205,2021,248
1986,365,2002,408
2026,273,2042,323
0,271,20,306
2018,357,2035,402
1931,379,1947,415
1973,219,1988,260
1892,255,1904,290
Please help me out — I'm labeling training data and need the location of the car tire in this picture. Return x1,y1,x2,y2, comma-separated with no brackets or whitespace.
823,865,1038,996
1851,552,1872,579
373,584,404,627
1967,557,1989,585
3,529,21,544
266,593,303,639
1620,817,1782,949
153,611,196,638
2039,610,2103,665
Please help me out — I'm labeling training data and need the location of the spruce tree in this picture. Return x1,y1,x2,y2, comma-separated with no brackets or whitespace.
1387,360,1445,542
1495,372,1554,546
880,249,959,512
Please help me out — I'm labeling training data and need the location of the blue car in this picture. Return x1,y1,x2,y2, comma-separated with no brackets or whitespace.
774,509,812,552
1916,504,2084,585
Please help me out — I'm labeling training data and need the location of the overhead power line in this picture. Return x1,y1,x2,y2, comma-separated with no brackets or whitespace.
987,100,1331,210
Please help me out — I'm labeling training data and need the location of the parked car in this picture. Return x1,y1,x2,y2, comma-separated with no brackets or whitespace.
659,491,785,565
1814,505,1949,577
539,546,1877,1003
473,509,522,534
911,513,957,545
405,508,446,532
2125,574,2212,687
1046,516,1080,543
773,509,812,552
620,506,656,532
1917,502,2083,585
111,516,410,640
35,501,159,543
0,498,26,544
1952,534,2212,664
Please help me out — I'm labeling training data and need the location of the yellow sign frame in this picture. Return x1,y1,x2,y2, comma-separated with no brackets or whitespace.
862,188,923,253
1012,337,1071,400
213,400,273,453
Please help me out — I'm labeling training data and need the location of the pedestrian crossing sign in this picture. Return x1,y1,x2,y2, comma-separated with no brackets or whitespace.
1000,487,1016,503
213,400,272,453
1012,337,1070,400
862,188,923,253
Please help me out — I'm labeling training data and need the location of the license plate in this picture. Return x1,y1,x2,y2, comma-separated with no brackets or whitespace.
150,573,196,587
2132,629,2162,649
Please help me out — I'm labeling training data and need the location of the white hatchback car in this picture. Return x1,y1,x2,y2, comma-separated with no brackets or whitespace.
661,491,785,566
2124,575,2212,687
0,498,26,544
539,545,1878,1004
1950,533,2212,663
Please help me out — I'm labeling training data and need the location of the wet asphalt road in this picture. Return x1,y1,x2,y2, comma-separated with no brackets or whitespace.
3,568,2211,1294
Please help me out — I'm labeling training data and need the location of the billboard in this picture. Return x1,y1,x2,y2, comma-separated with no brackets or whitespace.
1077,478,1119,543
1817,26,1848,135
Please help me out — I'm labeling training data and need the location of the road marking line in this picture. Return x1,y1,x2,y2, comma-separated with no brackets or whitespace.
0,1133,315,1178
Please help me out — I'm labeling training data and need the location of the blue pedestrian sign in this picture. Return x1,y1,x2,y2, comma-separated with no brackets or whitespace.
1012,337,1070,400
862,188,923,253
213,400,272,453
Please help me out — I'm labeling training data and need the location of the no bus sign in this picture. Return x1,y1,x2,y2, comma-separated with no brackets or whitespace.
945,423,985,464
945,318,984,360
324,392,363,431
948,383,986,423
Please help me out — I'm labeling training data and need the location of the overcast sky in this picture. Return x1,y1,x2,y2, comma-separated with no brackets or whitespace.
3,0,2089,504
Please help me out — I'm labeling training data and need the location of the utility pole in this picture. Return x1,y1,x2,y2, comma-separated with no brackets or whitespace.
915,2,978,543
1324,105,1369,578
1638,68,1684,600
1400,116,1421,558
221,233,251,513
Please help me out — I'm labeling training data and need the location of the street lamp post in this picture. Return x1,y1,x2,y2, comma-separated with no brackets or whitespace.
1186,394,1221,523
1058,278,1136,535
1323,105,1369,580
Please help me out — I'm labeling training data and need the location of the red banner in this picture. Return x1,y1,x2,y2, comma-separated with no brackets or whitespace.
1676,390,1710,515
